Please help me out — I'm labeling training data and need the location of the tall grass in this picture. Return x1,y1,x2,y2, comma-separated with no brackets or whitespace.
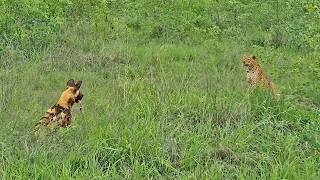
1,1,319,179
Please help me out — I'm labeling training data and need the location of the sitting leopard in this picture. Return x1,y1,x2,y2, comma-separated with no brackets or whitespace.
242,55,280,99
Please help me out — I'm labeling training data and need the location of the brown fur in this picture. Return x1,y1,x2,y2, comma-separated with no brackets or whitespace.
35,79,84,129
242,55,280,99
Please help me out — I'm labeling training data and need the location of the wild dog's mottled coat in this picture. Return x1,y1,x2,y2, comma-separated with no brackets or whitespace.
35,79,83,129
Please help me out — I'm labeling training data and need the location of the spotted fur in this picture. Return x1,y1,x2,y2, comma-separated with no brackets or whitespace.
35,79,84,129
242,55,280,99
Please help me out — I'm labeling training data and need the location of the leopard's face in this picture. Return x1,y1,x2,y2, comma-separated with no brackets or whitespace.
242,55,257,73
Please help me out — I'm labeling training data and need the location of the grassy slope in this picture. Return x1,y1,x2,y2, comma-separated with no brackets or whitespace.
1,2,320,179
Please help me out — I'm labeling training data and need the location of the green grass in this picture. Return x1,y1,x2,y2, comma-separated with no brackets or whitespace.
1,1,320,179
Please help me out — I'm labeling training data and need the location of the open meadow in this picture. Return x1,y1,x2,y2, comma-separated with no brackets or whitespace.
0,1,319,179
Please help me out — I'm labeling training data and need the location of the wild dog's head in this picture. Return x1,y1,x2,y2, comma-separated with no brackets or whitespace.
242,55,258,72
66,79,83,103
57,79,84,110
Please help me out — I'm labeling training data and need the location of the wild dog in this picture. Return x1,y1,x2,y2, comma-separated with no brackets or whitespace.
242,55,280,99
35,79,84,129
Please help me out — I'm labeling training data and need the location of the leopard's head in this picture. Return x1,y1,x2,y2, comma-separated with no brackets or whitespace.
242,55,257,73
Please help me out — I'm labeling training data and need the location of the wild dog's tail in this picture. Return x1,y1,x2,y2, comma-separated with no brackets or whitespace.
34,121,43,131
34,116,47,131
35,108,54,131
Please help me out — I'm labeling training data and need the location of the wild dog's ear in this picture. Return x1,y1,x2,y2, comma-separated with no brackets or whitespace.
67,79,75,87
252,55,256,59
75,80,82,89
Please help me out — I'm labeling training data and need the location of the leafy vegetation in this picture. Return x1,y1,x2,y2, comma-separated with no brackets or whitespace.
0,0,319,179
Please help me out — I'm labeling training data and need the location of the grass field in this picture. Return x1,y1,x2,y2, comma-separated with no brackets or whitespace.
1,1,320,179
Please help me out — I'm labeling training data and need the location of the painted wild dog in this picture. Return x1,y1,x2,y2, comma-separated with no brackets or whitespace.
35,79,84,129
242,55,280,99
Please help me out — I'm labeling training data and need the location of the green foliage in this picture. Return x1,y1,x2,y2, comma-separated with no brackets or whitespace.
1,1,320,52
0,0,320,179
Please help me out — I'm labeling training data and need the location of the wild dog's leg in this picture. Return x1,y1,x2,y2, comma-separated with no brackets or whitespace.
65,111,72,126
59,110,72,127
58,112,67,127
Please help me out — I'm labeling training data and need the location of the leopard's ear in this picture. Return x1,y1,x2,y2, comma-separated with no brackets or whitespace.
252,55,256,59
75,80,82,89
67,79,75,87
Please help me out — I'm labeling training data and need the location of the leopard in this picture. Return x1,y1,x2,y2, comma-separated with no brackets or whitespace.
242,55,280,99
